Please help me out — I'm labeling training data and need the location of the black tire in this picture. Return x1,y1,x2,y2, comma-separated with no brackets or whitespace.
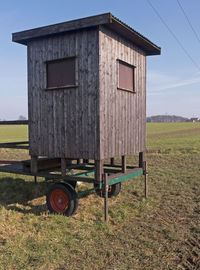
60,182,78,215
46,183,78,216
109,182,121,197
66,181,77,189
95,182,121,198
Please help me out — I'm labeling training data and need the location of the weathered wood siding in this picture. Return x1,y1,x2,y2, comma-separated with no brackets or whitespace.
28,26,146,160
28,28,99,159
99,26,146,159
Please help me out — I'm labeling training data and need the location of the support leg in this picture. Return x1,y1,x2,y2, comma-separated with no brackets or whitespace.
103,173,108,222
77,159,80,165
95,160,104,183
31,156,38,175
61,158,67,177
34,176,37,184
66,159,72,165
143,161,148,199
122,155,126,173
110,157,114,166
139,152,144,168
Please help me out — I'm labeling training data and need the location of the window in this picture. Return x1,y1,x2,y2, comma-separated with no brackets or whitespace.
46,57,77,90
118,60,135,92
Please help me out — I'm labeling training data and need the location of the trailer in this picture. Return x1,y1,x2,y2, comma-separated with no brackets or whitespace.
0,13,160,221
0,131,148,221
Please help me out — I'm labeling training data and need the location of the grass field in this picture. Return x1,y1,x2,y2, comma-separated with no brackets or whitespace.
0,123,200,270
147,122,200,154
0,125,28,143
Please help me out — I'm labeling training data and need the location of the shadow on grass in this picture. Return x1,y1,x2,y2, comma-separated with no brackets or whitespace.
0,177,94,216
0,176,49,215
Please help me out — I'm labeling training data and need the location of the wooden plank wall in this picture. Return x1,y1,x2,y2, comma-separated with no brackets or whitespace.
99,26,146,160
28,28,99,159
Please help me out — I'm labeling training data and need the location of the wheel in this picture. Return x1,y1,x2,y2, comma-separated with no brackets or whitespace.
46,183,78,216
60,182,78,215
108,182,121,197
65,181,77,189
94,182,121,198
66,170,77,189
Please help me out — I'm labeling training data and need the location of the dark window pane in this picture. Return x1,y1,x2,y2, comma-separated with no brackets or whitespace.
118,61,134,91
47,57,75,88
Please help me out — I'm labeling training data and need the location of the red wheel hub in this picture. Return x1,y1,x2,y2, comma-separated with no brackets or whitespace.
50,189,69,213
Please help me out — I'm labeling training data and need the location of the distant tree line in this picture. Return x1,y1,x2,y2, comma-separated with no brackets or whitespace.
147,115,199,122
0,115,28,125
0,116,27,121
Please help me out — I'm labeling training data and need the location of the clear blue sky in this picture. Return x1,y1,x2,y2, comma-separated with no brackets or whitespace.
0,0,200,119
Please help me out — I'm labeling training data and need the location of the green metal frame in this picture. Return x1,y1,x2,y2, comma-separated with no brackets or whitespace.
73,168,120,178
108,169,143,186
0,161,143,200
43,167,143,198
45,167,143,184
75,168,143,197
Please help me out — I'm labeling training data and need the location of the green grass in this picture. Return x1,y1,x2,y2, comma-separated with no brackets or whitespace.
147,129,200,153
146,122,200,135
147,122,200,153
0,123,200,269
0,125,28,143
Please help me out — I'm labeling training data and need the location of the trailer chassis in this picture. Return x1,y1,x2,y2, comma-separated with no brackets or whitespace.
0,141,148,222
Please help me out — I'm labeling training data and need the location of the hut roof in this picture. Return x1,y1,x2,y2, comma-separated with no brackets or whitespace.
12,12,161,56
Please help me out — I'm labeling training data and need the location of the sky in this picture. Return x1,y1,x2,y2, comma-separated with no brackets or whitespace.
0,0,200,120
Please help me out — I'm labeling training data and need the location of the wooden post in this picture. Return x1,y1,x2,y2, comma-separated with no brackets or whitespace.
77,159,80,165
139,152,144,168
95,160,104,183
66,159,72,165
31,156,38,175
143,161,148,199
103,173,108,222
61,158,67,177
34,176,37,184
110,157,114,166
122,155,126,173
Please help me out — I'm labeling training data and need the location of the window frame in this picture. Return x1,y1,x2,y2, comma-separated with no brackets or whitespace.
117,59,136,93
45,56,78,91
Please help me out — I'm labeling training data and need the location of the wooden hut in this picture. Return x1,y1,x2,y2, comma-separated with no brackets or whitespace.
12,13,161,182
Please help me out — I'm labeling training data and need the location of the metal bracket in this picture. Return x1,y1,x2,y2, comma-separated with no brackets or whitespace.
143,170,148,175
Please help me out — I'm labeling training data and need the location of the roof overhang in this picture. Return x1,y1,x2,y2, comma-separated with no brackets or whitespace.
12,13,161,56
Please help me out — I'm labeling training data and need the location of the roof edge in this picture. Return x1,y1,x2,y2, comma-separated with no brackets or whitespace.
12,12,161,55
110,15,161,55
12,12,112,45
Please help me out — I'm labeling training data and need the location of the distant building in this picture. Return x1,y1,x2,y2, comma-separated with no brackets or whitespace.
190,117,199,122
